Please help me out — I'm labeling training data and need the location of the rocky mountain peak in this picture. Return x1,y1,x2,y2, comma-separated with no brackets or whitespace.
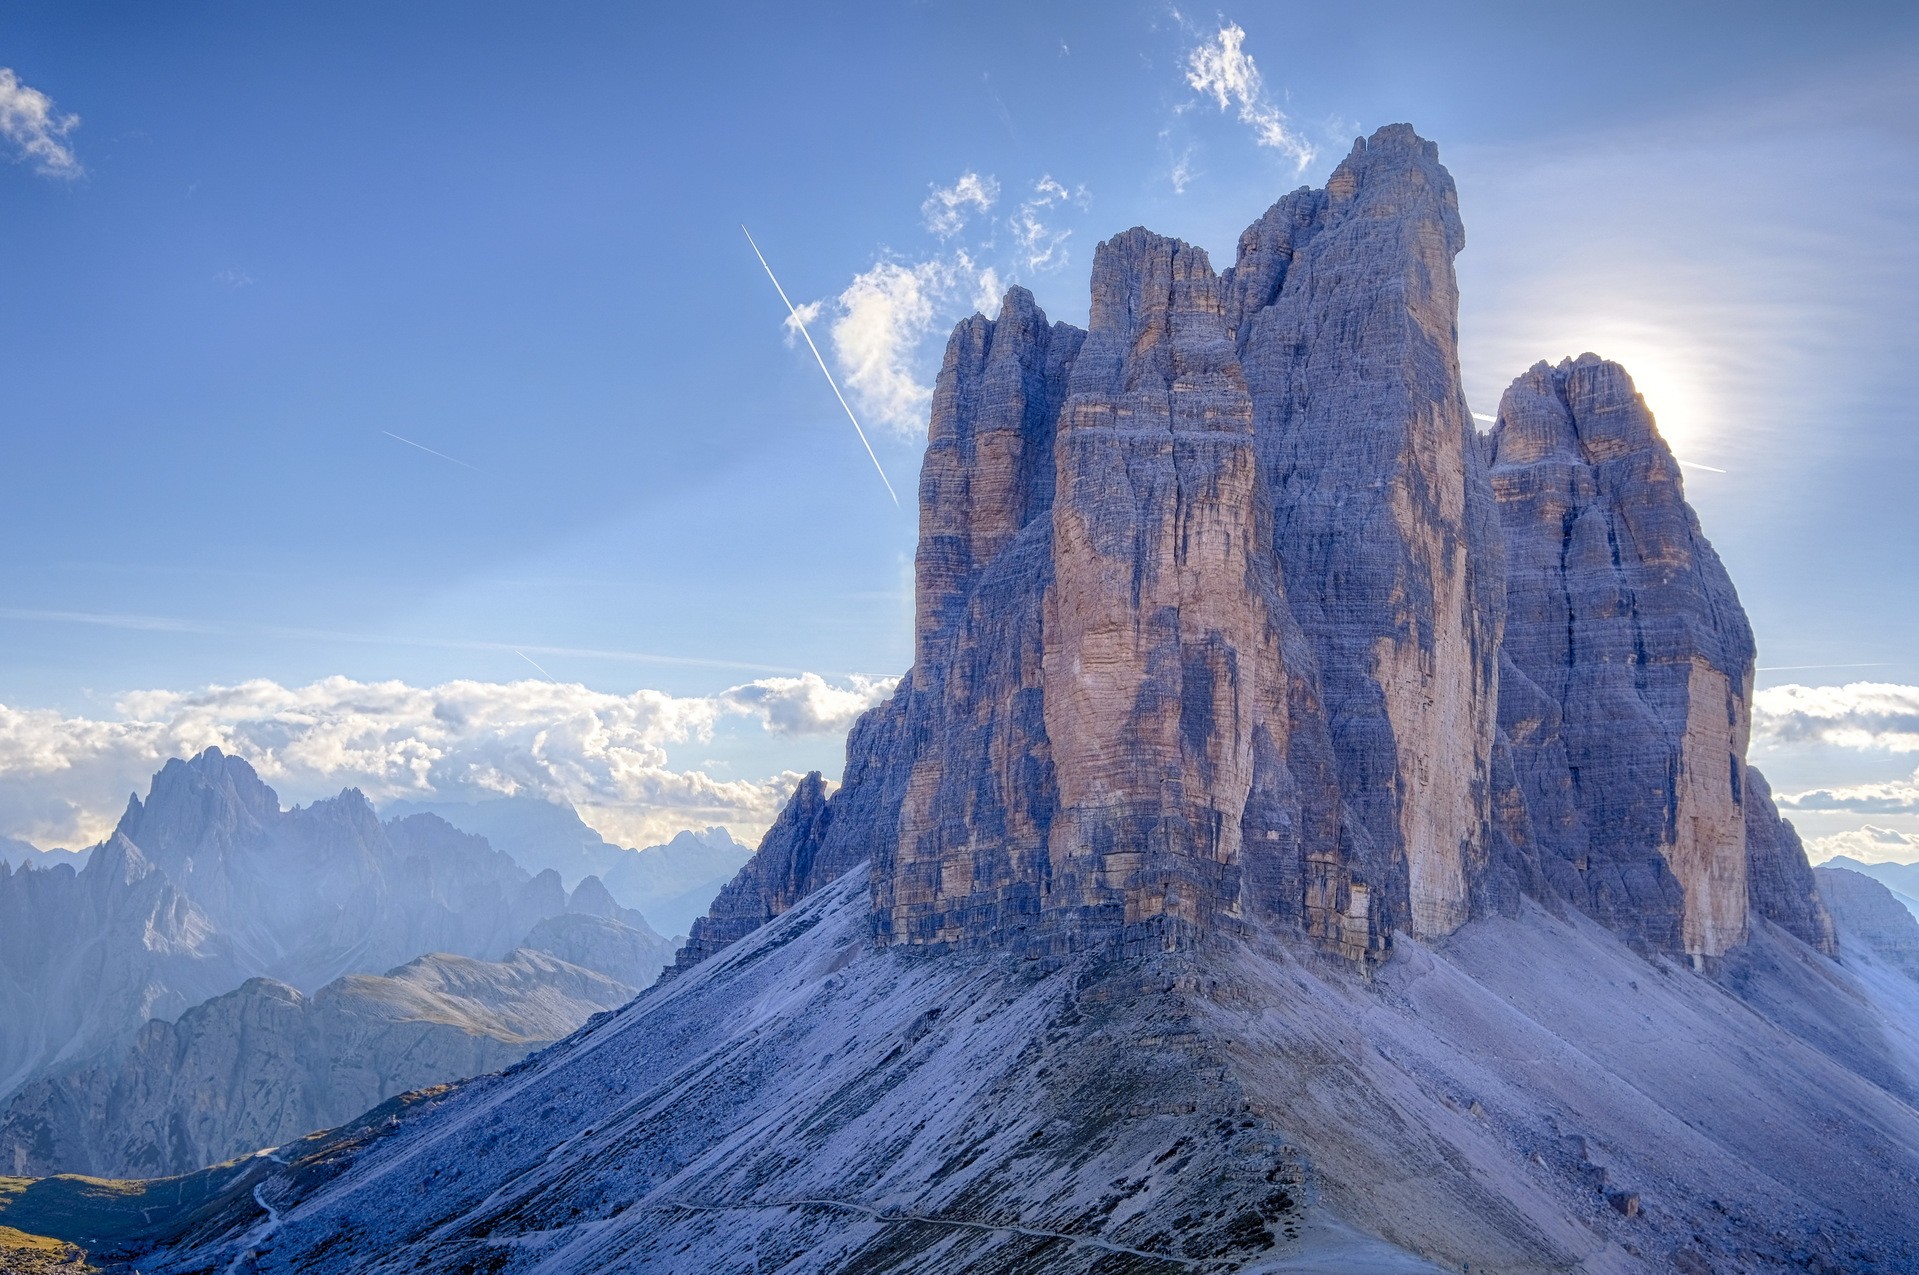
114,746,279,866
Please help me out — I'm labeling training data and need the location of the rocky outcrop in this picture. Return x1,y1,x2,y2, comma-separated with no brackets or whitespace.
18,121,1896,1275
884,235,1332,950
1744,769,1837,951
679,127,1832,975
1490,356,1769,959
0,943,639,1179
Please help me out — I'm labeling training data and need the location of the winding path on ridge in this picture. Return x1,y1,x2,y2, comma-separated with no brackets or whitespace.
658,1197,1202,1269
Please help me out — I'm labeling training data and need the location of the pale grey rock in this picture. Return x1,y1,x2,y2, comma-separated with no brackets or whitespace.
0,946,636,1178
17,121,1913,1275
1825,856,1919,921
522,912,673,990
117,869,1919,1275
1744,767,1837,950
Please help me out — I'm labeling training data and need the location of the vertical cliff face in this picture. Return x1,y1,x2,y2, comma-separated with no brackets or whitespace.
1227,124,1504,941
1486,355,1809,959
1035,229,1294,936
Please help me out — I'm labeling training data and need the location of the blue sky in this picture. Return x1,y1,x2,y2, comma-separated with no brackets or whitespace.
2,1,1916,857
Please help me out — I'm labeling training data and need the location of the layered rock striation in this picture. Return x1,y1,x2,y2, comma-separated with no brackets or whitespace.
20,122,1900,1275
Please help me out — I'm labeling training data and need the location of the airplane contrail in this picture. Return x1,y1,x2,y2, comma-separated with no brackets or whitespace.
1470,412,1496,424
740,224,901,507
1677,459,1727,474
382,431,480,472
515,650,559,683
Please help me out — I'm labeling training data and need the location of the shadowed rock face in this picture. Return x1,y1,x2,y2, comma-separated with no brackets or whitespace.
32,123,1896,1275
1486,354,1831,959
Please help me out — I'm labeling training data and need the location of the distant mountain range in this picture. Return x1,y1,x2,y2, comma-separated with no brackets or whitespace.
382,796,750,937
0,837,87,872
0,751,726,1180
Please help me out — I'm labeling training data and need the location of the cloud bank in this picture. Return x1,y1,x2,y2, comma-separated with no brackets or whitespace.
0,67,82,178
0,673,897,852
1806,824,1919,866
1751,682,1919,815
1753,682,1919,752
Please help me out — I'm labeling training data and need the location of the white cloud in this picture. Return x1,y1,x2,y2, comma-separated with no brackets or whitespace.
1776,772,1919,815
1184,24,1315,170
0,672,899,852
826,252,999,436
782,298,822,347
0,67,82,179
1012,176,1088,273
1753,682,1919,752
1169,149,1195,195
1806,824,1919,866
922,171,999,238
719,672,895,737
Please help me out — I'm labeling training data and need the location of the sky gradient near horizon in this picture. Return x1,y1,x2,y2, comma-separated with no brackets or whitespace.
2,2,1916,858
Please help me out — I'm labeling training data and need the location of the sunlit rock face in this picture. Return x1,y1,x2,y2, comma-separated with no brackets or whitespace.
1487,354,1831,959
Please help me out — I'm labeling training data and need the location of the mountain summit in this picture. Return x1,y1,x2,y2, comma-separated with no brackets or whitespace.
29,126,1917,1275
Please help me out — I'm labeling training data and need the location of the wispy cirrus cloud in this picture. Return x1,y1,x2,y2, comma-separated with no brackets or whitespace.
1012,176,1089,273
0,67,82,179
922,171,999,238
1183,23,1315,170
0,673,898,850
